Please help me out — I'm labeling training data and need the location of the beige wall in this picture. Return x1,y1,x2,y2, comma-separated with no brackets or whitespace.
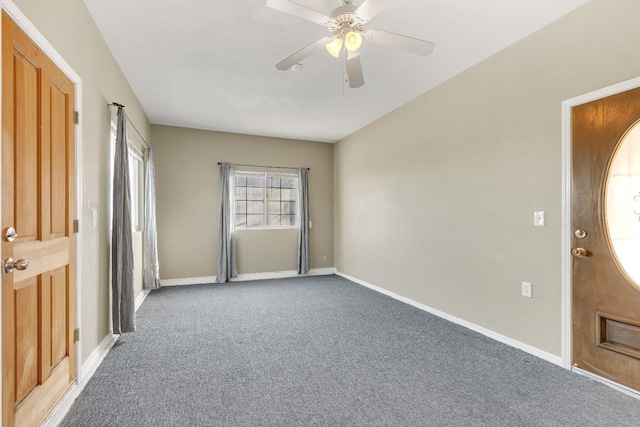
334,0,640,357
10,0,151,361
152,125,333,280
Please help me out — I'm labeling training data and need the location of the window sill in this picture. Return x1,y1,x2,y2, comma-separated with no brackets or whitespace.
235,226,298,231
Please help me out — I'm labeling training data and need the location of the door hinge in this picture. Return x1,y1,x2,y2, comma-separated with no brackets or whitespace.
74,328,80,342
74,111,79,125
73,219,79,234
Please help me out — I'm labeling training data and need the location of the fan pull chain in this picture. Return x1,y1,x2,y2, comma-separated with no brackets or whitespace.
342,54,346,96
342,48,348,96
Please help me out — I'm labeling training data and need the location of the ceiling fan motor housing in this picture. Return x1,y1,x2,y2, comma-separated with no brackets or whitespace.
325,5,367,35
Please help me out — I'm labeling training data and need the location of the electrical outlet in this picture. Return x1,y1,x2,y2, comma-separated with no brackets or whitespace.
522,282,532,298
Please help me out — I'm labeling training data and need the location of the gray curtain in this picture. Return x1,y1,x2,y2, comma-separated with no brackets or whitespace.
111,107,136,333
216,163,237,283
297,168,310,274
143,149,160,290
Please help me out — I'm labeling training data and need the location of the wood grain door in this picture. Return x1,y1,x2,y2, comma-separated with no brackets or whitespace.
2,12,76,426
572,87,640,391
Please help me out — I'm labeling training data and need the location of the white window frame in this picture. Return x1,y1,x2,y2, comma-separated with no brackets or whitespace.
234,171,299,230
128,143,143,232
110,121,144,232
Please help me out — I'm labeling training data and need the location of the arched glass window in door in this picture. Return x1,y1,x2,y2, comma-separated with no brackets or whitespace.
605,119,640,288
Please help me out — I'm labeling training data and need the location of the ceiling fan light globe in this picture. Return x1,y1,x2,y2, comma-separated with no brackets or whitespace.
326,38,343,58
344,31,362,51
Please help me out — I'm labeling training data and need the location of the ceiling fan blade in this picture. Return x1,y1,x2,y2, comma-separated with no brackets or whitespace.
365,29,434,56
346,52,364,88
355,0,389,21
265,0,332,25
276,36,332,70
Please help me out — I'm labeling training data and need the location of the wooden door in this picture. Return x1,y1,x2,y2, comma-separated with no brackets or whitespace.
2,12,76,426
572,87,640,391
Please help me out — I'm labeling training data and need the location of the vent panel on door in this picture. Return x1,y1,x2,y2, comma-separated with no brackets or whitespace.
598,313,640,359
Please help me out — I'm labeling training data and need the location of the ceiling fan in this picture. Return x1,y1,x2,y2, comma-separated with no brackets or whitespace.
266,0,434,88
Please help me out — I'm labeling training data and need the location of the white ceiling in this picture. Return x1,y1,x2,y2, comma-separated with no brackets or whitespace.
83,0,590,143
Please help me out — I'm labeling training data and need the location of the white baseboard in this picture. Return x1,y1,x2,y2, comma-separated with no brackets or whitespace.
160,275,218,287
78,333,118,384
232,267,336,282
335,271,563,367
135,289,151,311
160,267,336,287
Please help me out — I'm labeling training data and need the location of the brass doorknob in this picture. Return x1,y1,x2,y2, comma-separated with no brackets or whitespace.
571,248,587,257
3,258,29,274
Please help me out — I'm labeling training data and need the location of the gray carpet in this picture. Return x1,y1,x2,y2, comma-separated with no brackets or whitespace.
60,275,640,426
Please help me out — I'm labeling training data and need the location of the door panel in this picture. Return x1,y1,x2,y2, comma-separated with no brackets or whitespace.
572,87,640,391
14,52,39,241
51,84,68,237
51,267,69,365
15,279,38,403
40,272,52,383
2,12,76,427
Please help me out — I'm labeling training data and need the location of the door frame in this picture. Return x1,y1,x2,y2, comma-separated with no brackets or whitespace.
561,76,640,398
0,0,84,420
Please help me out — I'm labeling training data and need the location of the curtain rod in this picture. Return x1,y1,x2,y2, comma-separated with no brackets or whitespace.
218,162,309,171
107,102,151,150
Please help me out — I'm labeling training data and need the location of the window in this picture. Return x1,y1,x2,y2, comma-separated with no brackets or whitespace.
110,121,144,232
128,144,143,231
234,171,298,229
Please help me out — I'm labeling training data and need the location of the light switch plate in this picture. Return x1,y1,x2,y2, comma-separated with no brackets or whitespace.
522,282,532,298
534,211,545,227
